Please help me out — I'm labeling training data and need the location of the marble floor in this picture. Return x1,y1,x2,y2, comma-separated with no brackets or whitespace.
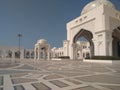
0,60,120,90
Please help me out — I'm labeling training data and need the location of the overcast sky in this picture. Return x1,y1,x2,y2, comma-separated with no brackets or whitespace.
0,0,120,49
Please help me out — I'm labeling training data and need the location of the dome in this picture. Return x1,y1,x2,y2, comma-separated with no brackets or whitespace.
37,39,49,44
81,0,115,15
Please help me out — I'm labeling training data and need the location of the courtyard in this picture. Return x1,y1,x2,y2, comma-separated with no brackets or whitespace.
0,60,120,90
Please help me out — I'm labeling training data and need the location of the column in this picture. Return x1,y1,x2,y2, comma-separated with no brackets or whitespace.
109,39,113,56
12,50,15,59
38,46,40,60
47,46,50,60
104,32,113,56
21,49,24,60
106,36,113,56
47,51,50,60
69,43,74,59
93,37,99,56
80,50,83,59
34,48,36,60
69,43,77,59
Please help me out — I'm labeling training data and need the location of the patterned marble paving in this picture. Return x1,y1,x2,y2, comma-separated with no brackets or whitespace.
75,74,120,84
101,85,120,90
71,86,101,90
0,60,120,90
50,80,69,88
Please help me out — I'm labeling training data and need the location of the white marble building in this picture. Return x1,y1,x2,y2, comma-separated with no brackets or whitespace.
66,0,120,59
35,0,120,60
0,46,34,60
34,39,50,60
34,39,90,60
51,47,64,58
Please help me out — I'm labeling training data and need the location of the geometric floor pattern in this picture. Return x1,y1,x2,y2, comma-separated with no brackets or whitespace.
0,60,120,90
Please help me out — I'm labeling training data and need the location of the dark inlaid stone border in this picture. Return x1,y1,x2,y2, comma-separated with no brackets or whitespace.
32,82,51,90
14,85,25,90
50,80,69,88
0,76,3,86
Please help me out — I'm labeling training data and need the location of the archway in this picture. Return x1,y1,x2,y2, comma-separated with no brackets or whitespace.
31,51,34,59
112,27,120,57
25,51,30,59
40,47,48,59
15,50,20,58
73,29,94,59
7,50,12,58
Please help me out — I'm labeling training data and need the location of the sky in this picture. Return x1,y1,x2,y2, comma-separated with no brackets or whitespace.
0,0,120,49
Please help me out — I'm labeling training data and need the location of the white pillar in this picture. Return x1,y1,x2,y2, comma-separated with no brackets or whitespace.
69,43,74,59
20,49,24,60
34,48,36,60
69,43,77,59
47,51,50,60
80,50,83,59
12,51,15,59
38,46,40,60
109,39,113,56
47,46,50,60
106,33,113,56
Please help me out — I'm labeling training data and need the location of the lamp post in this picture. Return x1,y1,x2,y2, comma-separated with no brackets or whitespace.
17,34,22,59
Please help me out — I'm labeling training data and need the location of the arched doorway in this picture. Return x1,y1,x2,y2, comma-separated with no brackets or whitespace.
112,27,120,57
25,51,30,59
15,50,20,58
73,29,94,59
40,47,48,59
31,51,34,59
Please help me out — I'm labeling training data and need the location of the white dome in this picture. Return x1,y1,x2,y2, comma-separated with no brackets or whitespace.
37,39,48,44
81,0,115,15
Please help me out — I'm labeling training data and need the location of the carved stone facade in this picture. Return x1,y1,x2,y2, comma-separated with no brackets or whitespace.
66,0,120,59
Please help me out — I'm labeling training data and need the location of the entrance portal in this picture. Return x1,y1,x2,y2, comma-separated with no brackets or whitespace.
73,29,94,59
66,0,120,59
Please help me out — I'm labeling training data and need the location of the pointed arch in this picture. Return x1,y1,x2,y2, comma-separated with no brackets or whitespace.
73,29,93,45
73,29,94,58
